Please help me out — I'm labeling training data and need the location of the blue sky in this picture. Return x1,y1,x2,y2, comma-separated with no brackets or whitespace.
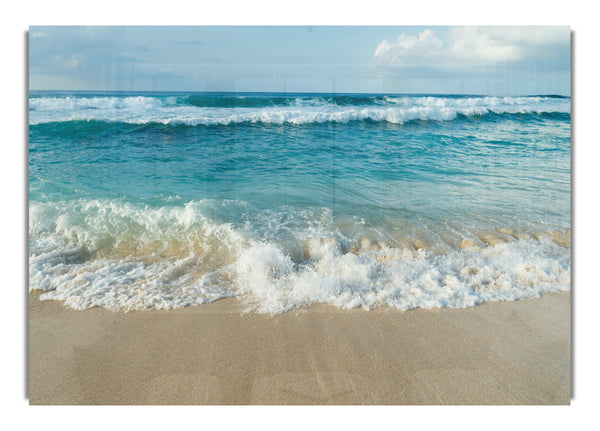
29,26,571,95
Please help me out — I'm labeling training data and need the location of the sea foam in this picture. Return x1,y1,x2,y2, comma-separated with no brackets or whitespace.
29,95,570,126
29,199,570,313
29,96,164,111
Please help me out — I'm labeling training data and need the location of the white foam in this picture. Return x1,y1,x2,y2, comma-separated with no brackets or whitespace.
28,95,570,125
230,239,570,313
29,199,571,313
29,96,164,111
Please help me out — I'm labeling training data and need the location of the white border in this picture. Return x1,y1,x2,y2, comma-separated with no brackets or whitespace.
3,1,599,429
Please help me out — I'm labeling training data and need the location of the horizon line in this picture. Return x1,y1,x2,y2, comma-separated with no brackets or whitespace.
28,89,571,98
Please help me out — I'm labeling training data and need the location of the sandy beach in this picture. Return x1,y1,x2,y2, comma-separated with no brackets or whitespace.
28,291,570,405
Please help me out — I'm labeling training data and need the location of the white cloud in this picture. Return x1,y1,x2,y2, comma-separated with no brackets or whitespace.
461,26,568,46
374,29,443,61
373,26,569,68
446,27,522,63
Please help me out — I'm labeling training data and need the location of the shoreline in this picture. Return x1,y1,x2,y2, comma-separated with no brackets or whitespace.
28,291,571,405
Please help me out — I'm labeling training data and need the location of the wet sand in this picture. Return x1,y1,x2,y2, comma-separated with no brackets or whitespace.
28,291,570,405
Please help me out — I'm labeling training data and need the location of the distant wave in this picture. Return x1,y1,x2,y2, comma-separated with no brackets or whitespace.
29,95,165,111
29,110,570,127
29,94,570,126
30,93,569,109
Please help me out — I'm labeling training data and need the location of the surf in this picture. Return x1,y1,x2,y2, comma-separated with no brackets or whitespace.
28,198,570,313
29,93,570,126
28,91,571,313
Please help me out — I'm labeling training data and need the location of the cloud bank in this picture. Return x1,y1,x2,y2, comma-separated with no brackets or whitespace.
373,26,569,69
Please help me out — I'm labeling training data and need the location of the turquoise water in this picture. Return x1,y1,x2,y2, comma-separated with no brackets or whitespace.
28,92,571,312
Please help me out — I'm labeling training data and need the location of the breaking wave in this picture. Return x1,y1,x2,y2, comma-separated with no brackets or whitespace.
29,198,570,313
29,94,570,126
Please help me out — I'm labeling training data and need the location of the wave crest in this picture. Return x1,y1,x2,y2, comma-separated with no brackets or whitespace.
29,95,164,111
29,107,570,127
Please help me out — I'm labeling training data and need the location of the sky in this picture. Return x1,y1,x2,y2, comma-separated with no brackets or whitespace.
29,26,571,95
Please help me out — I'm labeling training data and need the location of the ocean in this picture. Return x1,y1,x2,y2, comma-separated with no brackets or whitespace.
28,91,571,313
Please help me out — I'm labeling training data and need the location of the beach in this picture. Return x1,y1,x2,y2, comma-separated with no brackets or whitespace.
28,92,572,405
28,291,570,405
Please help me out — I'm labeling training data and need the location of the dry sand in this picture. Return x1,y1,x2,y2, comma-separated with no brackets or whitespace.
28,291,570,405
